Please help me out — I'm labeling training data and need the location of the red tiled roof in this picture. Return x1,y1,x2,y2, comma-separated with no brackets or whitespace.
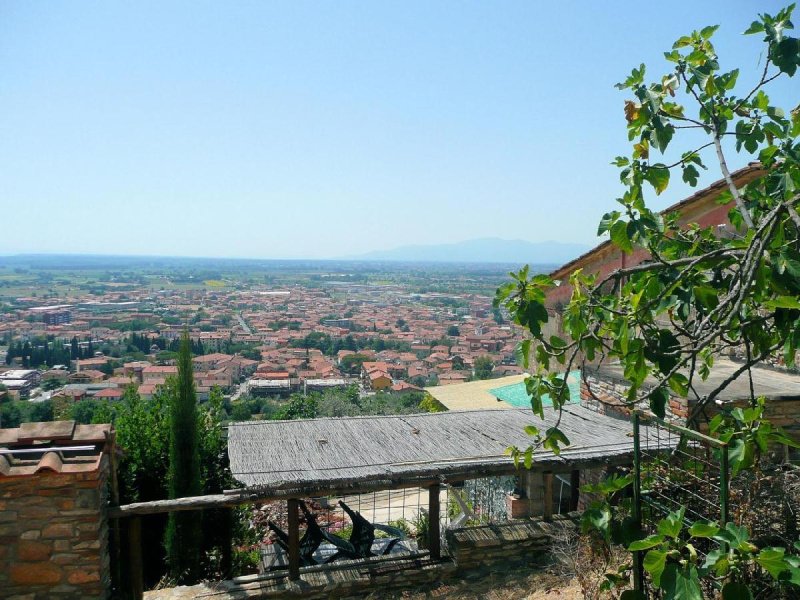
0,421,112,478
549,163,764,280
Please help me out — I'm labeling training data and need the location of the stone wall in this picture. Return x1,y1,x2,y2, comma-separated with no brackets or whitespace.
446,514,578,573
0,456,111,599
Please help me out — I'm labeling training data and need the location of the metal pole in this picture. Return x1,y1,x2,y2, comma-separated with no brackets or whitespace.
287,499,301,581
632,412,644,592
720,443,729,527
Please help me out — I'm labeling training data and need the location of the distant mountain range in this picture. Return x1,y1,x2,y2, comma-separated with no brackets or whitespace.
347,238,590,265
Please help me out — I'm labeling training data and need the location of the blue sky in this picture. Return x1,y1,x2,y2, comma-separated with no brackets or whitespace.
0,1,796,259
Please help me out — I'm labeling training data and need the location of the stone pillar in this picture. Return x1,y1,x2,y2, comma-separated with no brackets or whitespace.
0,421,113,599
0,461,111,598
523,470,545,516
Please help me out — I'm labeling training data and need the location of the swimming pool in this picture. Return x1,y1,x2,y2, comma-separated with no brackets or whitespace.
488,370,581,409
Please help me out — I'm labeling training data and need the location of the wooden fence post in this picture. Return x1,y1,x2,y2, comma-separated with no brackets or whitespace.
287,499,300,581
128,517,143,600
570,470,581,511
428,484,441,560
543,471,553,520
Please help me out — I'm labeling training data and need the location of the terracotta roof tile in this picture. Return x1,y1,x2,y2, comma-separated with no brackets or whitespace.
0,421,112,478
18,421,77,443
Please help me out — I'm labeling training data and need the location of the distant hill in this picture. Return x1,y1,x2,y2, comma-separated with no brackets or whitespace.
348,238,590,265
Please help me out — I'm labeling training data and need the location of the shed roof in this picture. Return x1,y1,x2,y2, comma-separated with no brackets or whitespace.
228,404,639,489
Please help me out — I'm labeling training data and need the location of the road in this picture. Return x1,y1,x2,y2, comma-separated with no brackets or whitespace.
230,380,249,401
236,313,252,334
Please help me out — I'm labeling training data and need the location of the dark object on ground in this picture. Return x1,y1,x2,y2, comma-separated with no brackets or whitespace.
323,500,406,563
267,502,324,566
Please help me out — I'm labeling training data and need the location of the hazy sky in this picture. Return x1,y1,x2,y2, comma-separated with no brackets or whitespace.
1,1,796,259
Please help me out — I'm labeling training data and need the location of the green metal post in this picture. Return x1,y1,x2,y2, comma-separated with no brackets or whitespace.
632,412,644,592
720,443,729,527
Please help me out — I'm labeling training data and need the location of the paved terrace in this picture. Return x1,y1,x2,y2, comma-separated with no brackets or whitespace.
423,374,527,410
589,358,800,403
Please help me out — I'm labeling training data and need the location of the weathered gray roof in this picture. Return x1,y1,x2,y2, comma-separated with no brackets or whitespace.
228,404,638,488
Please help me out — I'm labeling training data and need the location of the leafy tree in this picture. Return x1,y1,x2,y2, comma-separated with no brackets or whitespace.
340,353,370,375
229,401,253,421
473,355,495,380
418,393,448,413
447,325,460,337
496,6,800,598
42,378,64,391
70,398,104,424
273,393,319,420
28,400,53,422
165,331,202,583
198,387,233,577
0,400,23,428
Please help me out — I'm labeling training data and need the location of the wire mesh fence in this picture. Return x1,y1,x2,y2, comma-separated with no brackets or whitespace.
252,475,521,570
633,412,730,593
635,413,729,527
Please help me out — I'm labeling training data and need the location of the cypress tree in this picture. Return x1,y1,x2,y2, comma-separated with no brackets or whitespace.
165,330,202,583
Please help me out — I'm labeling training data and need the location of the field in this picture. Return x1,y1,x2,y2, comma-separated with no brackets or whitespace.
0,254,550,302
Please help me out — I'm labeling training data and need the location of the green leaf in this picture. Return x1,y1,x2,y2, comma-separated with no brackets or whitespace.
682,164,700,186
583,473,633,495
721,581,753,600
744,21,765,35
629,534,665,551
700,24,719,39
543,427,570,455
713,522,753,551
688,522,720,538
644,164,671,194
598,211,621,235
648,387,670,419
610,220,634,253
657,507,686,539
652,122,675,153
703,548,729,575
616,63,646,89
668,373,689,397
643,549,668,587
771,37,800,76
757,547,789,579
514,339,531,369
581,504,612,539
728,438,755,476
661,564,703,600
765,295,800,309
523,446,533,469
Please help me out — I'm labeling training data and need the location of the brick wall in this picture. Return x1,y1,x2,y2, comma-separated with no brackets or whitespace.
0,457,111,599
0,421,114,600
580,372,687,422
